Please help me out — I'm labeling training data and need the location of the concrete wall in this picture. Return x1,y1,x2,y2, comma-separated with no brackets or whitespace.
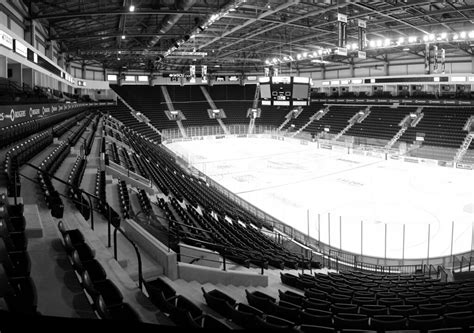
178,262,268,287
122,219,178,280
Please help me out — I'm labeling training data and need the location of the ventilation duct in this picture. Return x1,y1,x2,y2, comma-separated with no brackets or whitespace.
145,0,197,50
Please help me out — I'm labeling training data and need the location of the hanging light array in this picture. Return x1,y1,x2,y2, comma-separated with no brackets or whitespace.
161,0,247,59
265,29,474,66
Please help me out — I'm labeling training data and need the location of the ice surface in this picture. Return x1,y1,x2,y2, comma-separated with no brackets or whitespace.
166,137,474,259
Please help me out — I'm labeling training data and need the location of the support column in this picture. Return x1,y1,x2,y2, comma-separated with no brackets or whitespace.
24,21,35,46
65,62,71,76
384,62,389,76
45,41,53,60
8,62,23,86
22,67,34,88
350,63,355,77
81,62,86,80
0,55,7,78
321,65,326,80
57,54,65,68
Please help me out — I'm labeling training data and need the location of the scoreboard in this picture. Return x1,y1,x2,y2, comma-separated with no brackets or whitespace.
259,76,311,106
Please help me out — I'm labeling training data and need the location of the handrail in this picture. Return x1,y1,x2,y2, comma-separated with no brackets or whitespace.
438,265,448,282
179,235,267,275
113,224,143,290
24,162,96,230
22,163,144,291
111,119,467,275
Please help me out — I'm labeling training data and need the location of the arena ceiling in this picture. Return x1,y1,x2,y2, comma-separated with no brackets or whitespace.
24,0,474,74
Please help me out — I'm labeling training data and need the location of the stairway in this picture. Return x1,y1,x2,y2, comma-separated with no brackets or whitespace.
333,106,371,141
291,106,329,137
160,85,175,111
385,126,409,149
200,86,230,135
115,91,163,138
248,85,260,134
160,85,188,137
278,108,303,131
252,84,260,109
455,133,474,162
248,116,256,134
177,119,187,138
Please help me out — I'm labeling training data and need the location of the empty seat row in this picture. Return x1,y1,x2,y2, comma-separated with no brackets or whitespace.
0,194,37,315
57,221,139,321
117,180,130,219
143,276,231,329
67,156,90,221
3,131,53,196
36,140,72,219
137,189,152,216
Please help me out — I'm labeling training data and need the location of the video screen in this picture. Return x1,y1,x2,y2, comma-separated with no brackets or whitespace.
292,84,309,99
260,83,271,98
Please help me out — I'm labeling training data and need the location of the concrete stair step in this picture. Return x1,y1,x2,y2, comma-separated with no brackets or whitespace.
129,265,163,282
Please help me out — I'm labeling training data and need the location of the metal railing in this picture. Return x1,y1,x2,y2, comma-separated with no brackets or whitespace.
20,162,145,290
158,128,471,274
161,124,279,141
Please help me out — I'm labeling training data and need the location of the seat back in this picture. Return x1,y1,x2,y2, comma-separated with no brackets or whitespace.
370,314,407,331
333,313,369,330
444,311,474,328
359,304,388,316
407,314,445,330
230,303,262,329
94,295,110,319
81,270,99,297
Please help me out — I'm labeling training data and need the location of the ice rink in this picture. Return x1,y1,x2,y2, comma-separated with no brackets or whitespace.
166,137,474,259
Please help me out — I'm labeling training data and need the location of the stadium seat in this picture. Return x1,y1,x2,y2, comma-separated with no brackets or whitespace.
228,302,263,329
201,287,236,318
407,314,445,332
370,314,407,332
95,294,140,321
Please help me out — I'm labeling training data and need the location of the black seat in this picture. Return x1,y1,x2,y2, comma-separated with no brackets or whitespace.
299,324,335,333
62,234,94,261
389,304,418,316
370,314,407,332
229,302,263,329
280,272,298,288
445,301,473,313
304,288,328,301
444,311,474,329
254,314,296,331
245,289,276,314
200,313,233,330
71,250,106,283
418,303,446,315
95,295,140,321
299,308,333,326
359,304,388,316
278,289,304,306
4,276,37,315
331,303,358,314
0,240,31,279
202,287,236,318
168,295,203,326
82,270,123,307
143,278,177,313
333,313,369,330
379,297,404,306
57,221,84,245
407,314,445,332
272,300,301,323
